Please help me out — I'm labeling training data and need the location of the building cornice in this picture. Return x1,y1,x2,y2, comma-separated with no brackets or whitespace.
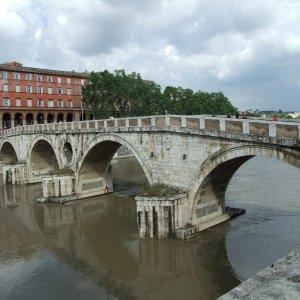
0,63,90,78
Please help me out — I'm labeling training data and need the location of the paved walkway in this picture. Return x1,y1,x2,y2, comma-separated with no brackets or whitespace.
219,246,300,299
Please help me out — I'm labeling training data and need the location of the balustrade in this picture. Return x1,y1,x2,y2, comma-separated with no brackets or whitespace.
1,115,299,141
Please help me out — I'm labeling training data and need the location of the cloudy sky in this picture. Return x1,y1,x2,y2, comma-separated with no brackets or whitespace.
1,0,300,111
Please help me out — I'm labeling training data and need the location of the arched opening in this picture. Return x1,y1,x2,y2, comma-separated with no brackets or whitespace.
14,113,23,126
26,113,34,125
80,113,86,121
63,142,73,163
57,113,64,123
190,145,300,226
47,113,54,123
78,141,121,197
0,142,18,164
29,140,58,183
66,113,73,122
37,113,44,124
192,156,253,224
2,113,11,129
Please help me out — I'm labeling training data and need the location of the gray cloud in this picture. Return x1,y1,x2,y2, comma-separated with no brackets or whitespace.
1,0,300,110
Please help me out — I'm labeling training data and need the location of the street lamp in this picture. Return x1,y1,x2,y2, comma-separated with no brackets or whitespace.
81,101,84,121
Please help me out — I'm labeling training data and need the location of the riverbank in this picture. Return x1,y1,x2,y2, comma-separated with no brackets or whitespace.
218,246,300,299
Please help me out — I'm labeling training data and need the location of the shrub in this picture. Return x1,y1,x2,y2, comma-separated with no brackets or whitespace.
48,168,74,175
141,182,180,197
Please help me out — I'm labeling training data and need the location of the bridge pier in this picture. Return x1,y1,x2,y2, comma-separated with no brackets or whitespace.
77,165,113,199
42,175,75,199
135,193,188,239
37,166,113,203
2,164,27,184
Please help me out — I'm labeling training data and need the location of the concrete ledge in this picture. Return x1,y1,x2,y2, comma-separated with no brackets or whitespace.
36,194,81,204
176,207,246,240
135,193,187,203
218,246,300,299
176,214,230,239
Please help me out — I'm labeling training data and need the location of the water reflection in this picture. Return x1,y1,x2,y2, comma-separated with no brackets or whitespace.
0,159,239,300
1,157,300,300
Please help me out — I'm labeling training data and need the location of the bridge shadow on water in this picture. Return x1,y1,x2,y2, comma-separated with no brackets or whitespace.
0,156,300,299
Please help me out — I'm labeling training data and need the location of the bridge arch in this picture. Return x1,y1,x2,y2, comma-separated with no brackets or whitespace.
189,144,300,224
0,140,19,164
76,133,153,197
28,136,60,183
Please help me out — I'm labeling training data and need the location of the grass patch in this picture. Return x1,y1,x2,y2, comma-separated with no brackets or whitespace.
4,160,26,165
48,168,74,175
141,183,182,197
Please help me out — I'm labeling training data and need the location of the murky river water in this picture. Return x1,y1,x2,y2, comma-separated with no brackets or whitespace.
1,156,300,300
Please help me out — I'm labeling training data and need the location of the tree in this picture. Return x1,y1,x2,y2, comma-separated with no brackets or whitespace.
82,70,165,118
82,71,116,119
82,69,237,118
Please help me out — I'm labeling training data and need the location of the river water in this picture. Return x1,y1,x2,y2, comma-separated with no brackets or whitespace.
0,156,300,300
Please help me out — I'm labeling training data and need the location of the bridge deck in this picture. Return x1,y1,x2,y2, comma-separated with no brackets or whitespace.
1,115,300,144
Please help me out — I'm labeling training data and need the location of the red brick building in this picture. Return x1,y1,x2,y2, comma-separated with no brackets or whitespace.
0,61,89,130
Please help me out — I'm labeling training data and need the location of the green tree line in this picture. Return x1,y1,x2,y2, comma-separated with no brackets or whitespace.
82,70,237,119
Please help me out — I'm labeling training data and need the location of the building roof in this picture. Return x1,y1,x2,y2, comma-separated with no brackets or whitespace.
0,61,90,78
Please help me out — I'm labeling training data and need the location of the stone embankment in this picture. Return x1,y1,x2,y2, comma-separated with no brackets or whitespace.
219,246,300,299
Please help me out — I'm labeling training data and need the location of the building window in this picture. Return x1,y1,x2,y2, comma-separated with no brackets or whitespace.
47,75,52,82
16,99,21,107
67,88,71,95
37,86,43,93
3,98,10,106
14,73,21,80
37,99,44,107
2,72,8,79
26,74,32,80
48,87,52,94
58,99,64,107
57,88,63,95
67,100,73,108
36,74,42,82
67,78,71,84
48,99,54,107
80,79,85,85
27,99,32,107
26,86,32,93
3,84,8,92
16,85,21,92
57,77,62,83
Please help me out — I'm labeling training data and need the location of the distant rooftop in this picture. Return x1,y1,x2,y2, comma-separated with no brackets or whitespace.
0,61,90,78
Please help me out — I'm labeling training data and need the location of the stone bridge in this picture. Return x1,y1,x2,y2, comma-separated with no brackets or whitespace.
1,115,300,239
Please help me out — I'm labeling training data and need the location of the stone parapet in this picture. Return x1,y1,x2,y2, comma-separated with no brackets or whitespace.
218,245,300,299
1,115,300,146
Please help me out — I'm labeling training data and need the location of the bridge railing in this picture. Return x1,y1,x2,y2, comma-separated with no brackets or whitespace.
1,115,300,140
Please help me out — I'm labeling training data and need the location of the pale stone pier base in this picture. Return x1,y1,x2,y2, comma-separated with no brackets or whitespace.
135,193,188,239
2,164,27,184
37,175,76,203
37,171,114,204
136,192,246,239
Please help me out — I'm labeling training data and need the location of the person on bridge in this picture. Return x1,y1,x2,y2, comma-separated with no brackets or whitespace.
273,115,278,122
